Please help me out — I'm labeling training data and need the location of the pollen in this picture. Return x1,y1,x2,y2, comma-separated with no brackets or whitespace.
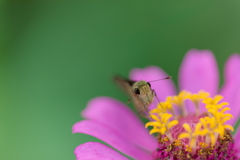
173,139,182,146
147,90,238,159
185,145,192,153
199,142,208,148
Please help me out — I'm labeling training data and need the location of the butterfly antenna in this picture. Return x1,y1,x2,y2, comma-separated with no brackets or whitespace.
148,76,172,83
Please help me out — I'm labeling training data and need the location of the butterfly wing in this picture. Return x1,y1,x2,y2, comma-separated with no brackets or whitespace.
113,76,145,114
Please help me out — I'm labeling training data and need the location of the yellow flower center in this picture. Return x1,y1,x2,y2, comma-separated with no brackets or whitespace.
145,90,234,153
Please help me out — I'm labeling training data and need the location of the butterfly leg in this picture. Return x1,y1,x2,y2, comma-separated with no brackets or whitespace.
137,105,153,120
127,98,131,104
153,90,164,109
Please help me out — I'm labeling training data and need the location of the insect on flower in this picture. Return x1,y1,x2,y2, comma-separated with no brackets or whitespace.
113,75,171,118
73,50,240,160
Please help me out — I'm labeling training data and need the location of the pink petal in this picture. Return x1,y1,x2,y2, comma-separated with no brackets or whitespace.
130,66,177,110
179,49,219,96
220,54,240,125
73,120,152,160
81,97,157,152
234,129,240,158
74,142,129,160
179,49,219,113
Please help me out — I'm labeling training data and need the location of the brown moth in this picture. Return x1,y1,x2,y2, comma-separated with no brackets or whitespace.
114,76,171,117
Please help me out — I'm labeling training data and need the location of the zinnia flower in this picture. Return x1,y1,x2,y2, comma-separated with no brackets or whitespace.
72,49,240,160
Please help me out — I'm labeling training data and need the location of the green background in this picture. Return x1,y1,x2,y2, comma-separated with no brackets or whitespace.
1,1,240,160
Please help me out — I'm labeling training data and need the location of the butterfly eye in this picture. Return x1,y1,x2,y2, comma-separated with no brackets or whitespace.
147,82,151,87
134,88,140,94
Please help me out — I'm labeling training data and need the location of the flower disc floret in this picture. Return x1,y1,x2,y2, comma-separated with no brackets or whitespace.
145,113,178,137
178,123,207,151
145,90,236,159
202,95,229,111
150,101,172,115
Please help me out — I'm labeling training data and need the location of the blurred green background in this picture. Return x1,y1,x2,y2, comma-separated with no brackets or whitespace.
1,1,240,160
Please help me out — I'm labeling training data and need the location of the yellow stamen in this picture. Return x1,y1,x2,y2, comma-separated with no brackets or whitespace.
202,95,229,112
202,95,223,105
145,113,178,141
185,90,210,104
178,123,204,150
171,90,189,106
150,101,173,115
173,139,182,146
185,90,210,115
169,90,190,116
145,90,235,151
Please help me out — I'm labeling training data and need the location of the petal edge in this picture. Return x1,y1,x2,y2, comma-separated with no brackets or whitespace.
73,120,152,160
179,49,219,96
75,142,129,160
81,97,157,152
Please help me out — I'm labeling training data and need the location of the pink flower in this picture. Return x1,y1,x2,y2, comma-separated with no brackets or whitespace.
72,49,240,160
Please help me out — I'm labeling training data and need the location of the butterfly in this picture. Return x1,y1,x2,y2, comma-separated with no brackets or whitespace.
114,75,171,117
